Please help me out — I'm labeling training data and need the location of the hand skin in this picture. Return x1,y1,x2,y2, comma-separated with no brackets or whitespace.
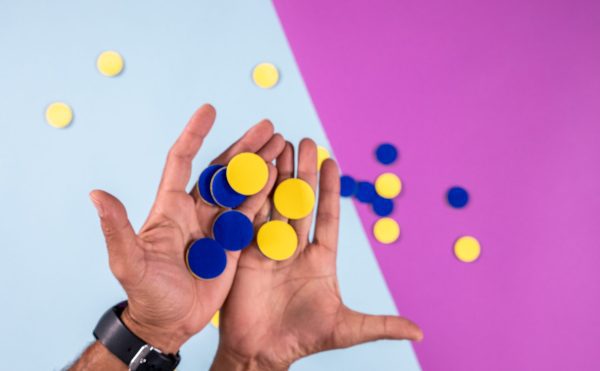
211,140,423,371
70,104,285,370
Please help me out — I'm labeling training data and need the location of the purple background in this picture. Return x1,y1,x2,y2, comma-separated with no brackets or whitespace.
274,0,600,370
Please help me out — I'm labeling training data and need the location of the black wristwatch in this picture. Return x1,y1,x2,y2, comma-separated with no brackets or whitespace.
93,301,181,371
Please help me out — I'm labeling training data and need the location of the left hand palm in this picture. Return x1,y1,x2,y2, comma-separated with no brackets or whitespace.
90,105,284,352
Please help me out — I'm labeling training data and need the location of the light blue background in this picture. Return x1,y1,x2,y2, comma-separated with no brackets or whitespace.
0,1,421,370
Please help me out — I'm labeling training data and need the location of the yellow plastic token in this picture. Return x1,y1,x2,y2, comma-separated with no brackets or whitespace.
45,102,73,128
257,220,298,261
210,311,220,328
375,173,402,199
252,62,279,89
454,236,481,263
274,178,315,220
373,217,400,244
317,146,330,170
226,152,269,196
97,50,124,77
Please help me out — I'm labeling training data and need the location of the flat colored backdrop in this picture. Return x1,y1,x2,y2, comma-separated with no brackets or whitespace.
274,0,600,370
0,1,420,370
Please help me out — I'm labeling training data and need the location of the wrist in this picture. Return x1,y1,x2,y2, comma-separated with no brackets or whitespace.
121,306,186,354
211,347,290,371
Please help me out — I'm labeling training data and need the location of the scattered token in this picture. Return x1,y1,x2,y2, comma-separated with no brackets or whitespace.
210,311,220,328
186,238,227,280
273,178,315,220
372,196,394,217
375,173,402,199
356,181,376,203
257,220,298,261
373,217,400,244
252,62,279,89
212,210,254,251
375,143,398,165
340,175,357,197
317,146,330,170
45,102,73,128
197,164,224,205
96,50,124,77
210,167,247,208
447,186,469,208
453,236,481,263
226,152,268,196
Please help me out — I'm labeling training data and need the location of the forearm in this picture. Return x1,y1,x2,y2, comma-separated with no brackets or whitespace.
69,342,126,371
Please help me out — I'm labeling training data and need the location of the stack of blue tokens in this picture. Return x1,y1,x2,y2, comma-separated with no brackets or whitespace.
197,165,247,208
187,153,266,280
339,143,400,217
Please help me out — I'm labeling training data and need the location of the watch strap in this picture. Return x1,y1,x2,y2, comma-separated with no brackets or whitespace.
93,301,180,371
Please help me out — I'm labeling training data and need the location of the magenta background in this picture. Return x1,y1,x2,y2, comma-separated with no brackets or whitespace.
274,0,600,370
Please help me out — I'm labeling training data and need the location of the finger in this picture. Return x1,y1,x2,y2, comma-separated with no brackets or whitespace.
337,308,424,348
210,120,274,165
237,164,278,220
313,159,341,251
257,133,285,163
159,104,216,193
271,141,294,222
89,190,143,286
290,139,318,249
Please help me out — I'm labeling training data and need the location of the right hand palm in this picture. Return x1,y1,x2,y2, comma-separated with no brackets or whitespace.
216,140,423,369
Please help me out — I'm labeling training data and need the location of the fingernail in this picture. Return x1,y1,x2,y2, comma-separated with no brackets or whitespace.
89,193,104,217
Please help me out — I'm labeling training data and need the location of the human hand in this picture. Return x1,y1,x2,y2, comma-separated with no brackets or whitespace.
212,140,423,370
89,104,284,354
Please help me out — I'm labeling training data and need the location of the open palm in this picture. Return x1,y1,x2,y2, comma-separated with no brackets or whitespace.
89,105,284,353
214,140,423,370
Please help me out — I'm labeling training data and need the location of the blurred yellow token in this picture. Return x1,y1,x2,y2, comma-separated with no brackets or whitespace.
373,217,400,244
257,220,298,261
210,311,220,328
252,62,279,89
317,146,330,170
274,178,315,220
97,50,124,77
454,236,481,263
45,102,73,128
375,173,402,199
226,152,269,195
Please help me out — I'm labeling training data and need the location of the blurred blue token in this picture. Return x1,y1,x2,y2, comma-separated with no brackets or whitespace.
212,210,254,251
372,196,394,216
186,238,227,280
356,181,376,203
340,175,357,197
375,143,398,165
197,164,223,205
210,167,247,208
447,186,469,208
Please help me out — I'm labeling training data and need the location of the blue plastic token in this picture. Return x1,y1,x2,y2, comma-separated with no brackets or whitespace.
375,143,398,165
447,186,469,208
186,238,227,280
210,167,247,208
372,196,394,216
212,210,254,251
356,181,376,203
197,164,223,205
340,175,357,197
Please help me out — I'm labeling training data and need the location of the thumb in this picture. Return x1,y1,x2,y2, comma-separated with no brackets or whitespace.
89,190,141,284
336,307,424,348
